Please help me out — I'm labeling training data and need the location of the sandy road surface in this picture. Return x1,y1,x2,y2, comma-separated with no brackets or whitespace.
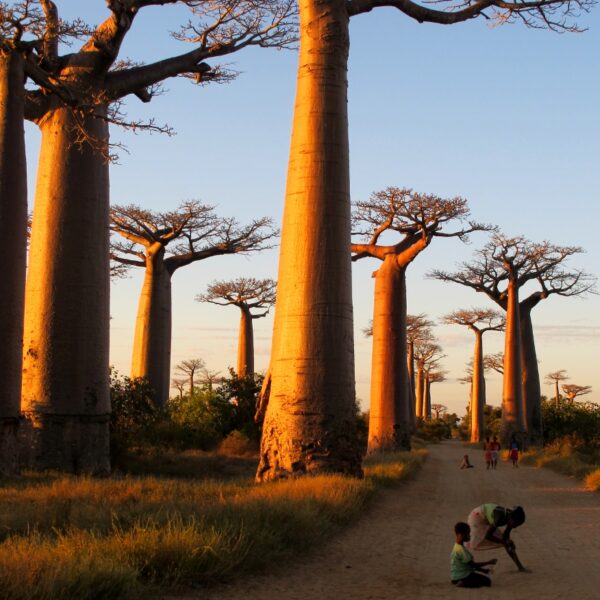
187,441,600,600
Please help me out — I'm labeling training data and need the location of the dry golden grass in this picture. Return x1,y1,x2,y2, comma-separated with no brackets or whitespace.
584,468,600,492
0,449,426,600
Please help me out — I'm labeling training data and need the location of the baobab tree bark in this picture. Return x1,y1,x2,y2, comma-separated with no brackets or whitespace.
130,246,172,406
22,107,110,473
368,257,410,452
237,306,255,378
423,371,431,420
258,0,362,481
520,299,543,445
0,51,27,475
501,279,526,445
407,338,416,430
415,362,425,419
471,331,485,443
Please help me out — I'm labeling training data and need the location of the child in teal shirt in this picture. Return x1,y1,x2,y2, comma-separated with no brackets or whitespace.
451,522,497,587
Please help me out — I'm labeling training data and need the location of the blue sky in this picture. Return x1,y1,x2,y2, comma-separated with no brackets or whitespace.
24,1,600,414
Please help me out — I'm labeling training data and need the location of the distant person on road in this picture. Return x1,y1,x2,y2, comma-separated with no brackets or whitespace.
491,436,501,470
465,504,529,572
450,522,497,588
460,455,475,469
510,436,520,468
484,437,492,470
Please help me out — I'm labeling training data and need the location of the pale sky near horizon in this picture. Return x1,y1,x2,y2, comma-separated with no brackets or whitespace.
22,1,600,416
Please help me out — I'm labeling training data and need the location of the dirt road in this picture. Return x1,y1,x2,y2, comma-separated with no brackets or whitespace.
204,441,600,599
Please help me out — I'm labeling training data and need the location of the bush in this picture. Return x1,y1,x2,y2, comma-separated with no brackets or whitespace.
416,418,452,442
541,400,600,445
219,431,259,456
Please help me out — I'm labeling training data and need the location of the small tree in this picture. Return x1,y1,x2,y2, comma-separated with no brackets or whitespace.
431,403,447,420
111,202,276,405
196,278,276,378
545,370,569,406
414,337,444,421
175,359,205,399
561,384,592,403
443,308,504,442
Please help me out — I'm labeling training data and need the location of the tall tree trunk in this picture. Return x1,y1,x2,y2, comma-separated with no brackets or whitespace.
501,278,526,446
237,306,254,378
21,106,110,474
424,375,431,420
520,305,543,445
367,257,410,452
407,340,416,431
415,363,424,418
470,331,485,442
554,380,559,407
0,51,27,475
130,247,172,406
257,0,361,480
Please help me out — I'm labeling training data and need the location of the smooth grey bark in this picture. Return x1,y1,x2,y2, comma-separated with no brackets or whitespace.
520,303,543,444
0,51,27,475
21,107,110,474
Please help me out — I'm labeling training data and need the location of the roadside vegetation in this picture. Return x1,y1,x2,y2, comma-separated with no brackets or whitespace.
0,373,426,600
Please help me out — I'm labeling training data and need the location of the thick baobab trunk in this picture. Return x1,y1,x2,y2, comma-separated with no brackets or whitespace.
424,375,431,420
520,306,543,445
501,279,526,447
237,306,254,378
415,363,425,418
21,106,110,474
0,52,27,475
131,248,173,406
258,0,361,480
367,257,410,452
470,331,485,443
407,340,416,430
554,380,560,407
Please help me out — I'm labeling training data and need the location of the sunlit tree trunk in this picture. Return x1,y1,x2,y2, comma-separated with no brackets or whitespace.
407,339,416,430
470,331,485,442
554,380,560,407
415,363,424,418
258,0,361,480
367,257,410,452
21,106,110,474
501,278,526,446
237,306,254,378
131,246,173,406
520,304,542,445
0,51,27,475
424,374,431,420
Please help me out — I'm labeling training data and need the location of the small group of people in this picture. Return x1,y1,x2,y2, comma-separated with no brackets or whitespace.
450,504,528,588
484,436,502,469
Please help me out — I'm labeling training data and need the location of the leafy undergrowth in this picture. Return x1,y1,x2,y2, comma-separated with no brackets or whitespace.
521,439,600,490
0,449,426,600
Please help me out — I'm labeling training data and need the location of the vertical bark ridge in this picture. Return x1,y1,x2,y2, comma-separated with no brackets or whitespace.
0,51,27,475
258,0,361,480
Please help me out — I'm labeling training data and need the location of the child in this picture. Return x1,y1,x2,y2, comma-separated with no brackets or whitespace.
510,441,519,468
465,504,529,572
484,437,492,470
450,522,497,587
460,455,475,469
491,436,501,470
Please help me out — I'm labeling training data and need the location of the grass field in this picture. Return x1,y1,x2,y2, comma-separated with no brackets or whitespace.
0,448,426,600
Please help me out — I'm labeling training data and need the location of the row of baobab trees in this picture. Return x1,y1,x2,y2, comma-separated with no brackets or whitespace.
1,0,593,478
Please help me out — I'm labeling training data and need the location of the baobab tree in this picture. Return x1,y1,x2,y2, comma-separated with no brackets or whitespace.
171,377,187,400
414,338,444,420
561,384,592,403
262,0,591,481
545,370,569,406
350,188,489,452
424,370,447,421
407,314,434,429
197,277,276,379
111,202,276,406
18,0,294,473
443,309,504,442
431,403,447,421
175,359,205,399
432,234,595,445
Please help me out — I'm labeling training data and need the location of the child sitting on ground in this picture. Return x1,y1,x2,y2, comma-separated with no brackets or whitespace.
460,455,475,469
450,522,497,588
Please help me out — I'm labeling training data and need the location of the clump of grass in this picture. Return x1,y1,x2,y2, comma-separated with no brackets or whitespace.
0,450,425,599
584,468,600,492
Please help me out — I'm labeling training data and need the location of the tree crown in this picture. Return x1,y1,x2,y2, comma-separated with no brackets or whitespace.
196,277,276,317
